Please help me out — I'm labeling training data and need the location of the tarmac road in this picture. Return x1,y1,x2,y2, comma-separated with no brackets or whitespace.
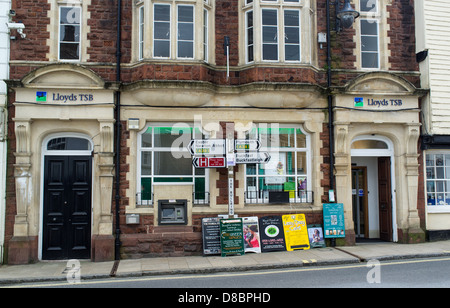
6,256,450,289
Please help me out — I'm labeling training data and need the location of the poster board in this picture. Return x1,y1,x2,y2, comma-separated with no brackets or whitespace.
323,203,346,238
243,216,261,253
259,216,286,252
202,217,221,255
220,218,245,257
307,224,326,248
282,214,310,251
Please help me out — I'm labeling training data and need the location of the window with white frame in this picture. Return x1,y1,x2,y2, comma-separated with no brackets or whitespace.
139,6,145,60
244,124,312,204
203,9,208,61
137,124,209,206
244,0,302,64
138,0,211,62
359,0,380,69
426,153,450,210
59,6,81,61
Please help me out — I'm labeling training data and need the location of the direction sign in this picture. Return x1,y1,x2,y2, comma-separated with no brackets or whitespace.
235,139,261,151
235,152,271,164
193,156,226,168
188,139,226,155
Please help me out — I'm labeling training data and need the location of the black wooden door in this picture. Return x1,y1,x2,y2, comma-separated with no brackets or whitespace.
43,156,92,260
378,157,393,242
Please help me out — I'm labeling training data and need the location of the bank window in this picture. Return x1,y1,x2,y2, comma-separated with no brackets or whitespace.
262,9,278,61
139,6,145,60
154,4,171,58
137,124,208,206
359,0,380,69
140,1,210,61
246,10,254,63
426,154,450,209
244,124,312,204
177,5,194,59
59,6,81,61
360,19,379,69
203,9,208,61
244,0,302,64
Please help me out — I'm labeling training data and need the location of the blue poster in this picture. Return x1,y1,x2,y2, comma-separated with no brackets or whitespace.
323,203,345,238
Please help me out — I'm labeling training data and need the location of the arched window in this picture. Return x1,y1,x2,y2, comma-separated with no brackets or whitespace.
43,133,93,156
47,137,91,151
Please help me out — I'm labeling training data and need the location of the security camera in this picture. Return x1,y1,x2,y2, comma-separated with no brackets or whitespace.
6,22,25,30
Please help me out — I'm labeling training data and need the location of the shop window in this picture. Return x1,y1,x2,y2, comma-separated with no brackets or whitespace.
244,124,312,204
426,153,450,211
137,124,208,206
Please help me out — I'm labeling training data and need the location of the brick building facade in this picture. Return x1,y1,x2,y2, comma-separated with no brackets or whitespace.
4,0,427,264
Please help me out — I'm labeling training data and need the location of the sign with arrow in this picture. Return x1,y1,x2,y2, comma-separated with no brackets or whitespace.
235,139,261,151
192,157,226,168
235,152,271,164
188,139,226,156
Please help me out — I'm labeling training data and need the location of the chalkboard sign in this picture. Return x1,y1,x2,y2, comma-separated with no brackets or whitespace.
220,218,245,257
259,216,286,252
202,217,221,255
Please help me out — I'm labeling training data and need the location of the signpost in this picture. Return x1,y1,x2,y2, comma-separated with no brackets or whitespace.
188,139,226,155
192,157,226,168
235,152,271,164
189,136,271,217
235,139,261,151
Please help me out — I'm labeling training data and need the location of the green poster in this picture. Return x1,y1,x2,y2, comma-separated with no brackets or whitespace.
323,203,346,238
220,218,245,257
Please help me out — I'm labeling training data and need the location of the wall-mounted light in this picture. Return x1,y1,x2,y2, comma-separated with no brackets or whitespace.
335,0,360,32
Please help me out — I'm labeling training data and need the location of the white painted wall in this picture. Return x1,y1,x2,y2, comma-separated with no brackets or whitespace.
416,0,450,134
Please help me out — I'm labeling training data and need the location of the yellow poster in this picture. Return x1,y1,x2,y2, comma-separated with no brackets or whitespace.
282,214,310,251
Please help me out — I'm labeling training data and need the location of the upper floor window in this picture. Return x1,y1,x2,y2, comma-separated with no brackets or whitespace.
355,0,391,70
59,6,81,61
137,0,212,62
242,0,309,65
359,0,379,69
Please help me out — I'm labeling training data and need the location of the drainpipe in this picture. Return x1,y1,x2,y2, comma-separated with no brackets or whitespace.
114,0,122,261
326,0,335,198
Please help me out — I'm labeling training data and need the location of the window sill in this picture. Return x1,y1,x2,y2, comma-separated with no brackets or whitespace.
427,205,450,214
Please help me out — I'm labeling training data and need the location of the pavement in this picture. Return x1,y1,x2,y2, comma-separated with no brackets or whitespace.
1,240,450,286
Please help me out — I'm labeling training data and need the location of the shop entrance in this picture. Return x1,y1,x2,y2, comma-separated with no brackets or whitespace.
351,136,396,242
41,135,93,260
